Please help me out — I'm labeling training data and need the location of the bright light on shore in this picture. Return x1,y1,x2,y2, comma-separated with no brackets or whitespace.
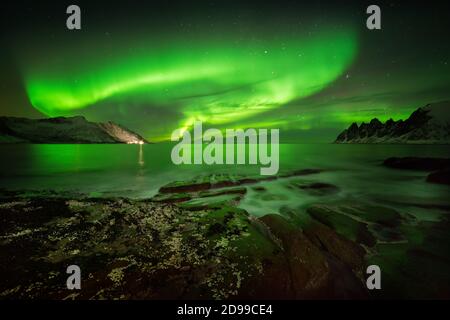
127,140,145,145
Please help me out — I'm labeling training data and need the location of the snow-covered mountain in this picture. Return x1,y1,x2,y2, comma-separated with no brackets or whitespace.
0,116,149,144
335,101,450,144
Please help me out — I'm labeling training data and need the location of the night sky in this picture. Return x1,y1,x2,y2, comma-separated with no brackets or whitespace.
1,0,449,142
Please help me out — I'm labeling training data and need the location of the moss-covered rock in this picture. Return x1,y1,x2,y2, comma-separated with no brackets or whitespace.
307,205,376,247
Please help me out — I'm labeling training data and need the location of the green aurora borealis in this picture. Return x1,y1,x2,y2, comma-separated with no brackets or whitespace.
1,1,450,142
25,29,357,134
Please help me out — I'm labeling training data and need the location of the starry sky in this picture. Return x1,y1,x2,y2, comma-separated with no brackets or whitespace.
0,0,449,142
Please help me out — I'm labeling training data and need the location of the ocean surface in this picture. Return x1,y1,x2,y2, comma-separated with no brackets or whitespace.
0,143,449,220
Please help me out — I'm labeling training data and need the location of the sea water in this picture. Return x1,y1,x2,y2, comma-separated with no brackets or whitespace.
0,143,448,220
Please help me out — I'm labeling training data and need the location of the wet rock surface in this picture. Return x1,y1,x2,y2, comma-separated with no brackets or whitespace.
383,157,450,185
383,157,450,171
0,196,369,299
258,214,367,299
306,205,377,247
158,170,322,194
290,182,340,196
426,168,450,185
0,198,268,299
1,169,449,299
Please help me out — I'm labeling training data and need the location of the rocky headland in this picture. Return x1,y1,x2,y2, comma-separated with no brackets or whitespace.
0,116,148,144
335,101,450,144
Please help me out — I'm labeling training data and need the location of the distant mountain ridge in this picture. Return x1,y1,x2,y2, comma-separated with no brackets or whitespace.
0,116,149,144
335,101,450,144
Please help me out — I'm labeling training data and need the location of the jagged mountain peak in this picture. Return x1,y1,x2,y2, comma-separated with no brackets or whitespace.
335,101,450,144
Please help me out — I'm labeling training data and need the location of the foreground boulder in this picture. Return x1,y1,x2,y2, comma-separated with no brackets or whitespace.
426,169,450,185
383,157,450,171
257,214,367,299
383,157,450,185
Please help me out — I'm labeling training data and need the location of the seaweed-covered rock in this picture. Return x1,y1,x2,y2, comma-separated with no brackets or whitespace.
158,171,322,194
0,198,278,299
307,205,376,247
306,203,404,246
0,196,370,300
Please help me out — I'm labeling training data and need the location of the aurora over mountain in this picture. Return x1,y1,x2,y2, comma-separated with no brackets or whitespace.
24,28,357,134
1,0,450,141
1,0,450,302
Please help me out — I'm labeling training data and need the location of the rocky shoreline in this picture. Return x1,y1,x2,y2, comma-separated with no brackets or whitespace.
0,196,370,299
1,166,449,299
